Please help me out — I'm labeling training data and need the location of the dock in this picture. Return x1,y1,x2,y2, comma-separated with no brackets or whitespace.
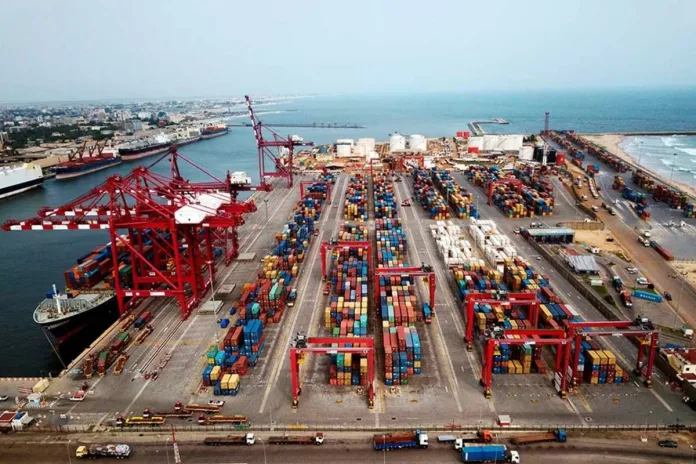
467,118,510,136
227,122,366,129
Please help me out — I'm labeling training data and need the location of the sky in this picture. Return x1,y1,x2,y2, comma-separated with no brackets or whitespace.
1,0,695,102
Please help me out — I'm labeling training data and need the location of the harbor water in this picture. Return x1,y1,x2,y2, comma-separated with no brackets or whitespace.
2,88,696,376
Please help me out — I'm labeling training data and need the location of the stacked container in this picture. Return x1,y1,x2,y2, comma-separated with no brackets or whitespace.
345,174,368,221
330,347,369,386
337,223,368,241
412,169,450,219
584,349,626,384
375,218,407,268
241,320,265,367
324,246,369,336
451,267,505,300
373,173,398,219
217,373,241,396
378,274,420,327
383,326,421,385
632,170,656,192
430,169,478,218
429,220,486,268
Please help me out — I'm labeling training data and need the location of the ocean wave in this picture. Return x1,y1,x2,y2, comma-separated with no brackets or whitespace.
661,135,685,147
660,158,676,167
676,147,696,156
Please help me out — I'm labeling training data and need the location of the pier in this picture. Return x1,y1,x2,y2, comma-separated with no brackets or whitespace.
468,118,510,136
227,122,366,129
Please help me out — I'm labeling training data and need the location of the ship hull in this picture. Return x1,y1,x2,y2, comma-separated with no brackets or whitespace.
55,157,122,180
0,176,44,200
38,296,120,348
120,143,172,161
175,136,201,146
200,129,229,139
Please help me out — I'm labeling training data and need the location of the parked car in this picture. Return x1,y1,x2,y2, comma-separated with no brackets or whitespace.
658,440,678,448
208,399,225,407
513,228,521,234
665,292,673,301
643,231,651,238
636,277,650,285
0,394,8,402
627,267,639,274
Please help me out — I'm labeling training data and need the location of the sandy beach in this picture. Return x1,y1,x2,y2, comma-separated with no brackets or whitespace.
581,134,696,199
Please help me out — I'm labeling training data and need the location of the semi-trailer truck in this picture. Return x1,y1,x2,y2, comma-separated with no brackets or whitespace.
76,444,132,459
450,430,494,449
620,290,633,308
203,433,256,446
461,444,520,463
373,430,428,450
510,429,566,445
268,433,324,445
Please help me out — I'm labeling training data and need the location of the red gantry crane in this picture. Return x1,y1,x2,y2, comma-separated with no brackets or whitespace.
566,317,659,388
373,265,436,310
463,292,539,350
246,95,314,188
481,328,570,399
2,150,256,319
290,334,375,409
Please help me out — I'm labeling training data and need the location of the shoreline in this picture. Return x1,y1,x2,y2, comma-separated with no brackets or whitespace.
581,133,696,200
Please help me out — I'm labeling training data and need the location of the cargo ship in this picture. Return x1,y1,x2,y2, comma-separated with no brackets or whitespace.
35,241,134,347
172,126,201,146
54,144,122,180
0,163,44,199
200,123,229,139
119,133,172,161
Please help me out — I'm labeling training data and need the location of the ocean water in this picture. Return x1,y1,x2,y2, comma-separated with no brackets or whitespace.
620,135,696,185
2,88,696,376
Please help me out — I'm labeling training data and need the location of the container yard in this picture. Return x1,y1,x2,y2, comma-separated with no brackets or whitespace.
3,131,692,437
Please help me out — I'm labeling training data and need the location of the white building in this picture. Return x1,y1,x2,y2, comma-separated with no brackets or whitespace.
335,139,354,158
389,133,406,152
137,112,152,120
467,134,524,152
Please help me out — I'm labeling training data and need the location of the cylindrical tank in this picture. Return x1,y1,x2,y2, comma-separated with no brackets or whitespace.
389,133,406,152
409,134,427,152
518,146,534,161
336,139,354,157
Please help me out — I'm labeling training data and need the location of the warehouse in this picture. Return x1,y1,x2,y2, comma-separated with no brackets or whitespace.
524,227,575,244
565,254,600,275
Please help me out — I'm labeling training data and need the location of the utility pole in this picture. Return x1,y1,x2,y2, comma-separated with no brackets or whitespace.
171,426,182,464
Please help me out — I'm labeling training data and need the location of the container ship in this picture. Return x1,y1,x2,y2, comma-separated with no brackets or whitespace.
35,241,136,347
119,134,172,161
200,123,229,139
54,144,122,180
0,163,44,199
173,126,202,146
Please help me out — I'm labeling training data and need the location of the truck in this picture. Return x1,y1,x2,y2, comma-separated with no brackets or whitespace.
650,240,674,261
70,390,86,402
203,433,256,446
198,414,249,426
422,302,432,324
632,289,664,303
268,433,324,445
373,430,428,450
120,314,136,331
112,354,128,375
510,428,566,445
133,325,153,345
111,332,130,353
620,290,633,308
461,444,519,463
183,403,220,413
97,351,108,377
450,430,494,449
612,276,623,292
76,444,132,459
134,310,152,329
115,415,165,427
287,288,297,307
83,355,93,379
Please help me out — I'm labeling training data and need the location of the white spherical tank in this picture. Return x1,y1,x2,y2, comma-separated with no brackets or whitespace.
409,134,427,152
389,133,406,152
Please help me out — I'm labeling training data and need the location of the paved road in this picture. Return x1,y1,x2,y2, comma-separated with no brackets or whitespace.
2,439,693,463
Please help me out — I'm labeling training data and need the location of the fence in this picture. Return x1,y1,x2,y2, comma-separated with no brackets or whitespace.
26,422,695,435
558,220,604,231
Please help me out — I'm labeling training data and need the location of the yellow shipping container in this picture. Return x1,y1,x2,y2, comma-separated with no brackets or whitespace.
229,374,240,389
604,350,616,365
587,350,601,365
597,351,608,366
221,373,231,390
211,366,221,381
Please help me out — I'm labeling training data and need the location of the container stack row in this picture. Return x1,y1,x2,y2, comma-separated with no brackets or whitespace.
468,218,519,272
373,173,398,219
375,218,408,268
451,267,506,301
345,174,369,222
337,222,368,241
503,257,550,292
430,169,478,218
491,342,545,375
64,241,139,290
558,131,631,173
632,170,655,192
325,245,369,336
653,184,694,216
579,346,628,384
429,220,486,268
237,278,288,323
383,326,421,385
612,175,625,191
412,169,450,219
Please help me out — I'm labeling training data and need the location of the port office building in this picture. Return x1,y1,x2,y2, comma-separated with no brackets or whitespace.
524,227,575,244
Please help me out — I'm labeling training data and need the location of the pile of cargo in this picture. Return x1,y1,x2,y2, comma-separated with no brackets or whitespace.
491,342,545,375
324,245,369,336
468,219,519,272
577,345,627,384
451,267,505,300
430,169,478,218
203,320,264,391
429,220,485,267
375,218,407,268
558,131,631,173
330,349,369,386
503,257,549,292
632,170,656,192
317,170,336,184
64,241,138,290
303,182,330,201
237,278,289,323
373,174,398,219
652,184,694,215
345,175,368,222
337,223,368,241
612,175,625,190
383,326,421,385
412,169,450,219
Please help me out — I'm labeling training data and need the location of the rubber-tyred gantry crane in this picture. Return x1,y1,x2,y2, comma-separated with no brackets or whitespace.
299,180,332,204
2,150,256,319
246,95,314,188
487,178,523,205
463,292,539,350
320,240,373,281
374,265,436,310
290,334,375,409
566,317,659,388
481,328,570,399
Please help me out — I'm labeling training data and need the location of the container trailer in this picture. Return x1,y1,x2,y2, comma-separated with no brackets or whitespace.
510,429,566,445
649,241,674,261
268,433,324,445
632,289,663,303
183,404,220,413
134,310,152,329
75,444,132,459
373,430,429,450
461,444,520,463
198,414,249,425
452,430,495,448
203,433,256,446
620,290,633,308
115,415,164,427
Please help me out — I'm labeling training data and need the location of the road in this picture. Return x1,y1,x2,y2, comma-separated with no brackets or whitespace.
2,439,693,463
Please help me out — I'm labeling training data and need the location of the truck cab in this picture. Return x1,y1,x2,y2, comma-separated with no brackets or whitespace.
245,432,256,445
75,446,89,459
509,450,521,463
417,431,428,448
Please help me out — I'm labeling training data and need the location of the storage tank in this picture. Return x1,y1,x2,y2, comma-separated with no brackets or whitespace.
357,138,376,154
518,146,534,161
336,139,354,157
389,133,406,152
409,134,427,152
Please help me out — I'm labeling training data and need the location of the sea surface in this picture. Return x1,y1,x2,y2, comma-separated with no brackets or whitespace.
620,134,696,186
2,88,696,376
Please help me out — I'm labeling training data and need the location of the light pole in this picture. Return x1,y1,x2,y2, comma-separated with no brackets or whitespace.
165,437,170,464
257,437,267,464
671,153,678,182
67,439,72,464
382,434,386,464
637,140,644,166
670,272,686,329
264,198,271,252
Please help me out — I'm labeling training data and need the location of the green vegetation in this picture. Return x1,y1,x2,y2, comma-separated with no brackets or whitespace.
7,124,119,149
